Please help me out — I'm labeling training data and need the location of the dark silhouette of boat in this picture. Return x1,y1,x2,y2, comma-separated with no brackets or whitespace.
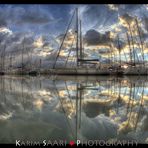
0,71,5,75
28,71,39,76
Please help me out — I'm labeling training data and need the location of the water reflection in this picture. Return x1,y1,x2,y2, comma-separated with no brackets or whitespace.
0,75,148,144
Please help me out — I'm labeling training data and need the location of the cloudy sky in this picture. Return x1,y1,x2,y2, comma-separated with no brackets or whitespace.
0,4,148,67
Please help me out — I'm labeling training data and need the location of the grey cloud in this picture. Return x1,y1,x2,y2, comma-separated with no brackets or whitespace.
0,29,60,69
81,5,118,32
84,29,111,46
0,16,7,27
0,31,10,43
0,5,55,29
0,31,35,55
80,113,117,140
143,17,148,32
17,11,52,25
119,4,143,15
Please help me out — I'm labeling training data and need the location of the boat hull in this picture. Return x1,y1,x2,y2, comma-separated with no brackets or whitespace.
47,68,111,75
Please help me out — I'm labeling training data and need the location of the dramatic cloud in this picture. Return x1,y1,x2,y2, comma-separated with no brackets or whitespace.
0,16,7,27
0,5,54,26
16,8,53,25
0,4,148,66
78,5,119,33
143,16,148,32
84,29,111,46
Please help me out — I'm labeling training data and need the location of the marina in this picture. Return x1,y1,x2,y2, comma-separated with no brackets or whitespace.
0,4,148,145
0,8,148,76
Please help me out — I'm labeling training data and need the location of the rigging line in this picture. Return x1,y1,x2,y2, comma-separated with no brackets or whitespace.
76,83,79,141
123,49,128,63
133,20,145,62
53,9,76,69
64,81,74,110
135,83,140,98
53,81,75,139
122,38,128,63
128,23,139,65
64,34,76,68
110,80,113,96
72,54,77,68
70,57,74,67
135,38,143,62
79,83,82,129
134,81,145,130
128,24,135,52
126,32,133,64
114,49,118,64
21,78,25,111
135,48,140,63
127,83,135,127
70,56,75,68
117,79,121,113
126,83,132,116
123,86,128,97
69,55,74,67
117,35,121,67
22,37,25,72
76,8,79,67
110,43,115,66
2,77,6,104
135,18,145,63
109,44,113,67
128,33,140,64
79,19,83,66
2,44,6,71
128,29,140,62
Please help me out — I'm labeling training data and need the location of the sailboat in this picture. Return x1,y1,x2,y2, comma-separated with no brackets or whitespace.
48,8,148,76
49,8,112,75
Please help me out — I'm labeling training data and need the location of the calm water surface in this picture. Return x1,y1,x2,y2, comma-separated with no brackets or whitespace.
0,75,148,144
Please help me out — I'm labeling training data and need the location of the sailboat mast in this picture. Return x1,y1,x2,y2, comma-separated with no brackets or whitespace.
123,48,128,63
22,39,24,72
117,35,121,67
80,19,83,66
9,53,12,72
126,32,132,64
53,9,76,69
76,83,79,141
3,44,6,72
76,8,79,67
109,44,113,66
127,23,136,65
39,59,42,72
135,18,145,67
0,51,2,71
